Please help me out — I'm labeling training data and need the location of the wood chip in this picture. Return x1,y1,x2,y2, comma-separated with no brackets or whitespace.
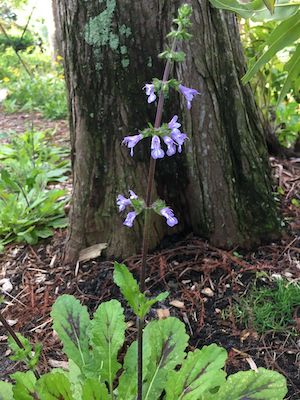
78,243,108,262
170,300,185,309
157,309,170,319
201,287,214,297
48,359,69,370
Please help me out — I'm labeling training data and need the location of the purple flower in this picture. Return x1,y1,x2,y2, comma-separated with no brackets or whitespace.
163,136,176,156
116,190,138,212
151,135,164,159
160,207,178,227
117,195,132,212
171,130,188,153
179,84,199,110
168,115,181,131
144,84,156,103
123,211,137,228
122,133,143,156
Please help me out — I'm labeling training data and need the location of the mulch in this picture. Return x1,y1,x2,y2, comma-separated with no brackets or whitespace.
0,112,300,399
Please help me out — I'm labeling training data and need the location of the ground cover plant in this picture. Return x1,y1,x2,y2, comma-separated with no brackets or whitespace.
0,129,69,252
232,279,300,334
0,4,289,399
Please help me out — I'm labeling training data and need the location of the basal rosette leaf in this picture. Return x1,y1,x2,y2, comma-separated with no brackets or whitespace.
36,372,74,400
0,382,14,400
11,371,37,400
214,368,287,400
117,340,152,399
165,344,227,400
82,378,109,399
142,317,189,400
242,11,300,84
51,295,92,372
90,300,126,391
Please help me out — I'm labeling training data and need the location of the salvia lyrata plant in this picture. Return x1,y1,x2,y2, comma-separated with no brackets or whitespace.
0,4,288,400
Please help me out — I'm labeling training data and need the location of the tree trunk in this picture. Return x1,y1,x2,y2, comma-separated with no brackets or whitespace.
54,0,280,263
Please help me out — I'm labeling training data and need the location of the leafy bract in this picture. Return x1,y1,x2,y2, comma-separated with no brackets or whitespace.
51,295,91,371
36,372,74,400
165,344,227,400
113,262,168,318
142,317,189,400
11,371,37,400
90,300,126,390
0,382,14,400
215,368,287,399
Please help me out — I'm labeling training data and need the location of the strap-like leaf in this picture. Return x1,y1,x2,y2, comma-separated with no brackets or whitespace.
143,317,189,400
165,344,227,400
0,382,14,400
215,368,287,399
82,378,109,400
51,295,91,371
90,300,126,391
208,0,299,21
36,372,74,400
277,43,300,103
242,11,300,83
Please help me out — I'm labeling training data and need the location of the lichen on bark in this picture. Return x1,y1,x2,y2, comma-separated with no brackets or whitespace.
84,0,131,69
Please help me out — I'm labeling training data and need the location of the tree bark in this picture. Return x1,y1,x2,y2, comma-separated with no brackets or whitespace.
54,0,280,263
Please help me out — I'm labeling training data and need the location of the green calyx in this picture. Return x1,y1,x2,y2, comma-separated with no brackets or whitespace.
141,123,171,139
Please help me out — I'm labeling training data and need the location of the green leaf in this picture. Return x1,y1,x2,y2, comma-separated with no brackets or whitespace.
143,317,189,400
113,262,141,316
113,262,168,318
117,340,152,400
36,372,74,400
277,43,300,103
263,0,276,14
242,11,300,84
0,382,14,400
208,0,299,21
35,227,53,239
11,371,37,400
8,334,32,363
165,344,227,400
215,368,287,400
90,300,126,390
51,295,92,371
82,378,109,400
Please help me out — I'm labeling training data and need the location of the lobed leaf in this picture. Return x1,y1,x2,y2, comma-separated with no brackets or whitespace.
0,382,14,400
215,368,287,399
51,295,92,371
165,344,227,400
11,371,37,400
36,372,74,400
82,378,109,400
90,300,126,390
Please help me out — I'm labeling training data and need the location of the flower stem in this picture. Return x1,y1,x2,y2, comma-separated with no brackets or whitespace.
137,39,177,400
